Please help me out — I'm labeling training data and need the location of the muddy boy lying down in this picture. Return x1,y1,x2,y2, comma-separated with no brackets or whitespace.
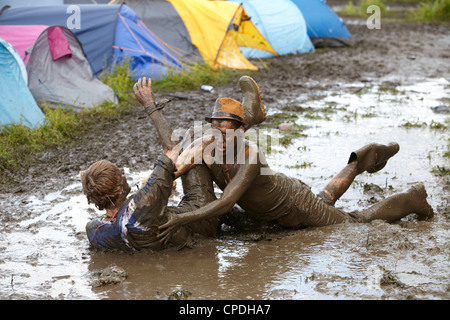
81,76,270,251
81,76,433,252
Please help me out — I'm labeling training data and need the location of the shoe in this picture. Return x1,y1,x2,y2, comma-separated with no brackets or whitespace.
407,183,434,220
239,76,266,129
349,142,400,175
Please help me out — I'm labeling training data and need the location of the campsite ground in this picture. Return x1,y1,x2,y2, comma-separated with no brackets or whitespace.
0,8,449,300
2,15,448,195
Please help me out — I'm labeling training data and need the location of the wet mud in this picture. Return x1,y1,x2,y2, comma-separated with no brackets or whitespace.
0,20,449,299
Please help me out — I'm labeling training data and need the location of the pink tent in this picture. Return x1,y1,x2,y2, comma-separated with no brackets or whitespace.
0,25,48,63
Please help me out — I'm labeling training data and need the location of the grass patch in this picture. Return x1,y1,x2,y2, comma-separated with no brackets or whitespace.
99,60,136,103
400,119,449,129
378,81,403,94
431,165,450,176
263,112,309,147
152,63,257,92
269,112,299,126
399,120,427,128
340,0,387,18
279,125,308,147
337,0,450,23
411,0,450,23
429,120,449,130
0,59,254,176
287,161,313,169
362,112,378,118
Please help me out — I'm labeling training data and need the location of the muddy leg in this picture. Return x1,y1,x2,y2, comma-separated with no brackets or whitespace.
357,183,434,222
317,162,358,206
318,142,400,205
178,164,219,237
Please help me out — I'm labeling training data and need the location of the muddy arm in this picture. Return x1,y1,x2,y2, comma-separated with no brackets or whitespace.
173,135,215,179
158,145,260,242
134,77,176,152
132,153,175,209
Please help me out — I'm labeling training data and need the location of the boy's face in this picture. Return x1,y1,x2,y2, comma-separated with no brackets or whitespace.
211,119,243,156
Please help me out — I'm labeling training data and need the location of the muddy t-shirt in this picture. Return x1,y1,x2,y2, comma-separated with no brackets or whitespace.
85,200,137,252
85,154,175,251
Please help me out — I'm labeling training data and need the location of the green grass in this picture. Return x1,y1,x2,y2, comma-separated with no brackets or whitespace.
338,0,450,23
339,0,387,18
431,165,450,176
412,0,450,23
0,59,254,175
263,112,309,147
287,161,313,169
152,63,257,92
99,60,136,103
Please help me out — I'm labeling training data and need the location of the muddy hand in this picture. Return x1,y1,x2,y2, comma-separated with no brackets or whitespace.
133,77,156,113
157,214,183,244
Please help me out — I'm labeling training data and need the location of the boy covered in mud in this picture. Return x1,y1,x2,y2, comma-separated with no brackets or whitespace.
150,77,434,242
81,76,270,252
81,80,227,252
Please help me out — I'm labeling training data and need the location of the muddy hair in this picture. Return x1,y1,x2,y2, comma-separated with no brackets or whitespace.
80,160,131,211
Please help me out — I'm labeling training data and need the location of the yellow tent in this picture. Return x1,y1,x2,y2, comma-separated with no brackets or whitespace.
112,0,277,70
169,0,276,70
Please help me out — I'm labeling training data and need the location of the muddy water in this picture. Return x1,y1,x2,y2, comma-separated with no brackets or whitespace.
0,78,448,300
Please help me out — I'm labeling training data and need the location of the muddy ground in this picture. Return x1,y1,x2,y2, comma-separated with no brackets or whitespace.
0,13,449,300
1,21,448,194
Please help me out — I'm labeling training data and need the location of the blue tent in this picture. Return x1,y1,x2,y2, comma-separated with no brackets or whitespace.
290,0,351,46
229,0,314,58
0,37,45,129
0,0,64,6
0,4,183,79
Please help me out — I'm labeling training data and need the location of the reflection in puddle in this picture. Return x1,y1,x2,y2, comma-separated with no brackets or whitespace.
267,78,449,213
0,79,448,299
216,240,250,277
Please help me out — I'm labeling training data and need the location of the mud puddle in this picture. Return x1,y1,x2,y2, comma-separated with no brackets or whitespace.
0,78,448,300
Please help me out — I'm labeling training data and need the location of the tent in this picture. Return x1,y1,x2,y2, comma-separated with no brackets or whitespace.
0,25,47,63
2,1,276,71
0,0,63,7
229,0,314,59
0,4,184,79
118,0,203,65
113,0,277,70
0,37,45,128
290,0,351,47
0,25,118,111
